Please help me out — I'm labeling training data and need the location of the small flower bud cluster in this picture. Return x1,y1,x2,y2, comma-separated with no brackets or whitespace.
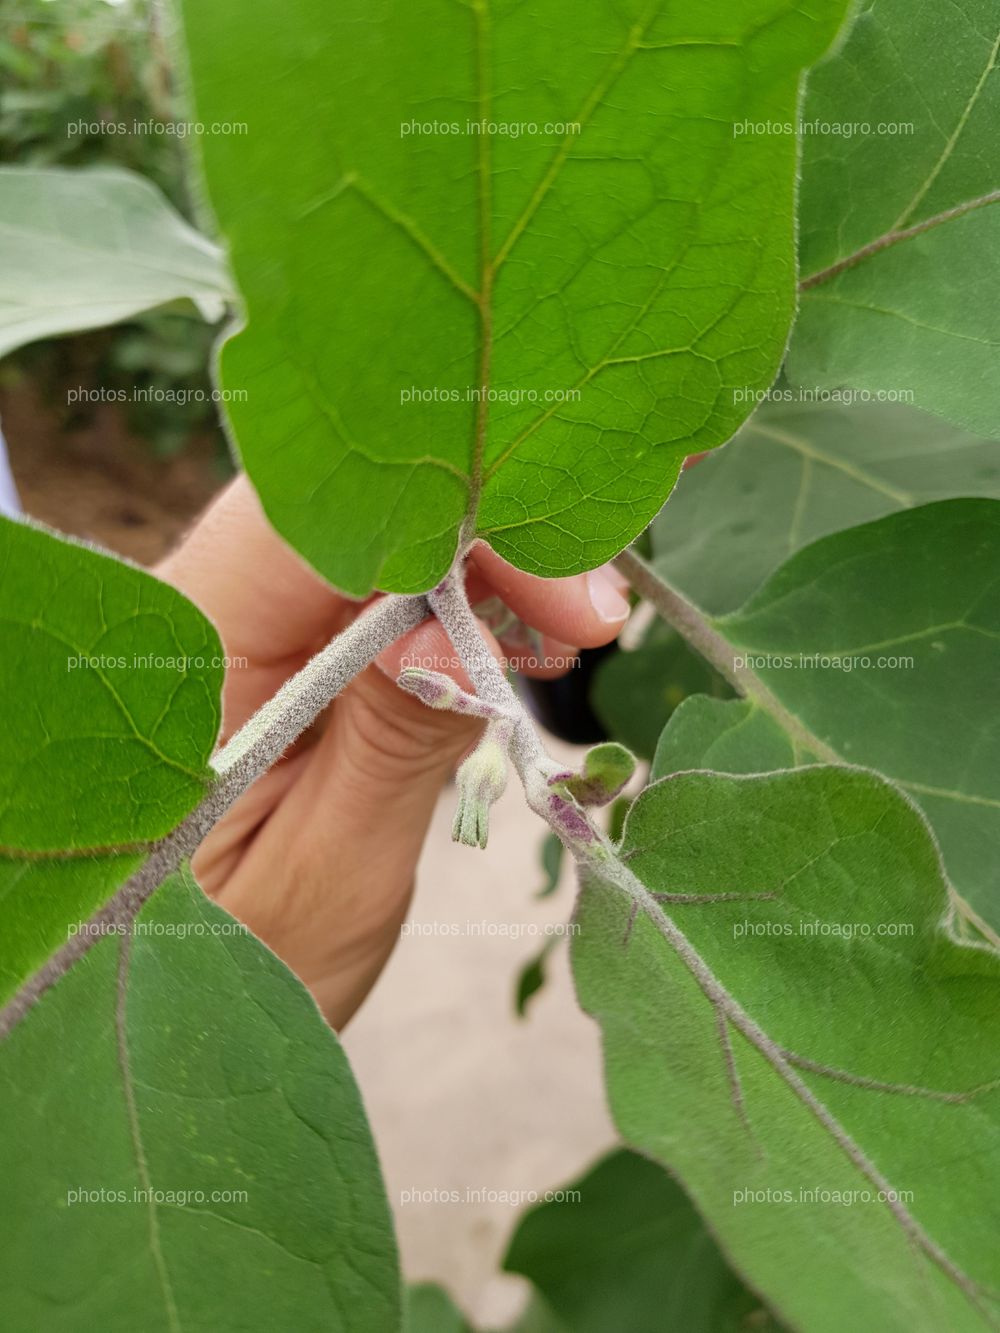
397,668,517,850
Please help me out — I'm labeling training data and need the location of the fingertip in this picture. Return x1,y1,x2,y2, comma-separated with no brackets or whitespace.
468,543,630,648
584,566,631,629
502,636,581,680
375,611,505,694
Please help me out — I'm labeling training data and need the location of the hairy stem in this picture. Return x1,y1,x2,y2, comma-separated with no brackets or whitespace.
612,547,839,762
428,573,550,786
0,593,427,1041
428,570,610,853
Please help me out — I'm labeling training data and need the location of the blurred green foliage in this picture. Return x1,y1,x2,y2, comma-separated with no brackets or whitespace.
2,0,185,202
0,0,229,462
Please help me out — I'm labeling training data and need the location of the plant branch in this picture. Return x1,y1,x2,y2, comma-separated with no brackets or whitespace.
612,547,839,763
0,592,428,1041
428,572,613,851
426,563,990,1309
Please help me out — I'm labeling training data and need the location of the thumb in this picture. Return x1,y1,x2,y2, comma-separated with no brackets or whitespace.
267,613,506,913
319,612,503,795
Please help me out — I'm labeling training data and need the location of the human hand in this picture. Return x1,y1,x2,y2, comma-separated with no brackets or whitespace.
157,477,630,1027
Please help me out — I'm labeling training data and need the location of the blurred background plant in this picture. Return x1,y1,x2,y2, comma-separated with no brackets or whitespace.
0,0,230,461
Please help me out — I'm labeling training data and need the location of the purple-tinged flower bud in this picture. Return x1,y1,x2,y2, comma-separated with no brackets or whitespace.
398,668,507,722
472,596,544,654
397,668,463,711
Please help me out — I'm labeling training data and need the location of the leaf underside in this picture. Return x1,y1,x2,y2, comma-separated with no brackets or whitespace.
176,0,850,595
0,166,232,357
706,499,1000,928
650,397,1000,617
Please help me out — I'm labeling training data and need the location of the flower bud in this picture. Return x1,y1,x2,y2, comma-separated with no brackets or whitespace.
397,667,464,711
397,668,510,722
472,596,544,654
452,726,509,849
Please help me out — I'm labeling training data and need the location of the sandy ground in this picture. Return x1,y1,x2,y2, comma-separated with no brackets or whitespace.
343,752,617,1327
1,381,223,564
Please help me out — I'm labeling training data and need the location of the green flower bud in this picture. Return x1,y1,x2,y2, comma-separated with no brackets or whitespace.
452,725,510,850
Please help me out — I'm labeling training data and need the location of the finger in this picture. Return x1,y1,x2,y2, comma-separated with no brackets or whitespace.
375,611,504,695
157,474,356,669
467,543,630,648
157,475,367,737
498,635,581,680
211,639,489,1027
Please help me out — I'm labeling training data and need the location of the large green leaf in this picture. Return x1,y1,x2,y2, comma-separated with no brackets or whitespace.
650,398,1000,616
504,1148,781,1332
0,869,401,1331
0,517,225,1011
175,0,849,595
405,1284,478,1333
0,166,232,358
787,0,1000,435
0,516,224,851
707,499,1000,925
573,767,1000,1332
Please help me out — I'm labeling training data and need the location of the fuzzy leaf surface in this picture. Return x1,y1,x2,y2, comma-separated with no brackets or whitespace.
0,166,231,357
574,767,1000,1331
707,499,1000,924
650,399,1000,616
653,696,802,779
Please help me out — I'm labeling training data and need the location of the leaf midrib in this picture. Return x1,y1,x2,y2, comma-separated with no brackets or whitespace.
891,25,1000,231
799,189,1000,292
116,933,182,1332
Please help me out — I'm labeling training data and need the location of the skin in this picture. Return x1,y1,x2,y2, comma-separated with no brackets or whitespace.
157,477,630,1028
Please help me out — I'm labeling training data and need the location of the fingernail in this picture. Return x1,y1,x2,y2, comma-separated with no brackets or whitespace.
586,567,630,624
